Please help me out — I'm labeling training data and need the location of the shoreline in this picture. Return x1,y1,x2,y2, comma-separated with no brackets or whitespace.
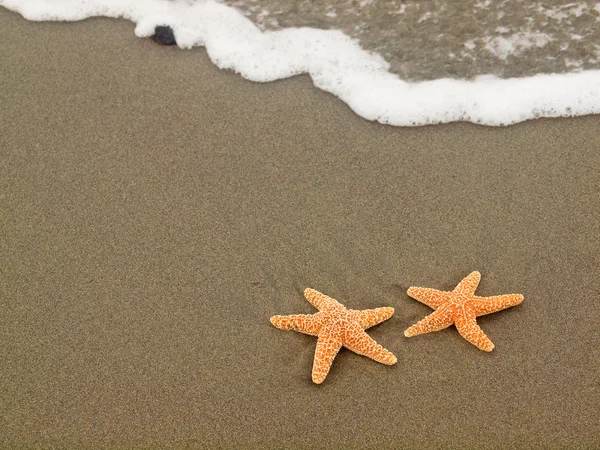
3,1,600,126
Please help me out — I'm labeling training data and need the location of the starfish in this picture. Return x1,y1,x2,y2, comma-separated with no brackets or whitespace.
404,271,524,352
271,288,397,384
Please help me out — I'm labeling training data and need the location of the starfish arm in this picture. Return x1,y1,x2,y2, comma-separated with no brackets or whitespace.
312,334,343,384
454,309,495,352
470,294,524,316
406,287,448,310
453,271,481,296
304,288,344,311
357,307,395,329
404,307,454,337
343,324,397,365
270,314,320,336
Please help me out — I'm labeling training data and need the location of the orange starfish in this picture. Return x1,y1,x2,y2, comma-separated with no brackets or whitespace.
404,271,524,352
271,288,397,384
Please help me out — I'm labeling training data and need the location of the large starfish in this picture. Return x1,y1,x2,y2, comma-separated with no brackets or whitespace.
271,288,397,384
404,271,524,351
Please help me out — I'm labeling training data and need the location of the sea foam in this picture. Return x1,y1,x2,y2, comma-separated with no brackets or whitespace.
3,0,600,126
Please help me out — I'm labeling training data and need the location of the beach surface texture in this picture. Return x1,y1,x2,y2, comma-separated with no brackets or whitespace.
1,8,599,448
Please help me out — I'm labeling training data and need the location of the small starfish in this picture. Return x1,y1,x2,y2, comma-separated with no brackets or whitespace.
404,271,523,351
271,288,397,384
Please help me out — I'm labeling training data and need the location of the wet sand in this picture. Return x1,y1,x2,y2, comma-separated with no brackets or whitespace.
1,8,599,448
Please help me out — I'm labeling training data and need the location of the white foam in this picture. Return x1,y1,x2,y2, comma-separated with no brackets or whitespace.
394,4,407,15
483,32,553,60
3,0,600,126
541,2,589,22
417,12,432,24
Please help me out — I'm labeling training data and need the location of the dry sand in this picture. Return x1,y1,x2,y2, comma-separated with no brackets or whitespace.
1,8,599,448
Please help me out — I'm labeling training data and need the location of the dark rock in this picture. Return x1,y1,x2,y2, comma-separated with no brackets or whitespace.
151,26,177,46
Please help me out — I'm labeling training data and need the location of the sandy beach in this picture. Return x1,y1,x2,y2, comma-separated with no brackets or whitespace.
1,8,599,448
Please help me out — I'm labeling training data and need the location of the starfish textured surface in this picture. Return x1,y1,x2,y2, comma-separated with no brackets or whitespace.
271,288,397,384
404,271,524,352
